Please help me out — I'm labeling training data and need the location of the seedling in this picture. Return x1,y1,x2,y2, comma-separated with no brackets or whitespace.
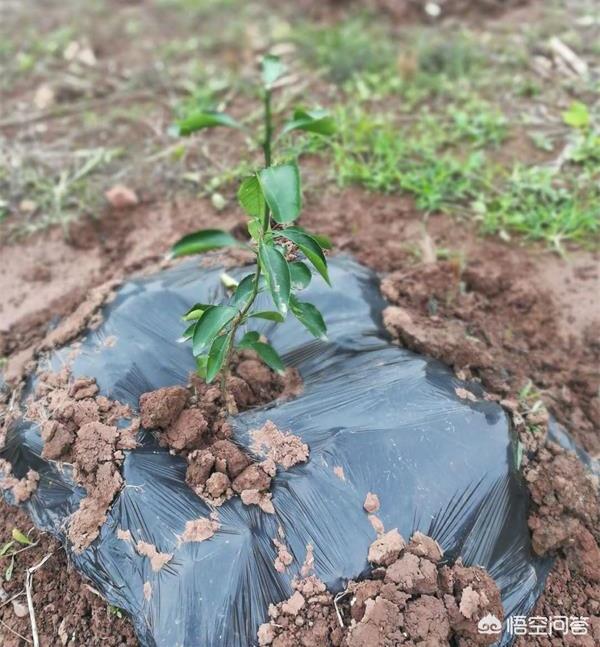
170,55,336,412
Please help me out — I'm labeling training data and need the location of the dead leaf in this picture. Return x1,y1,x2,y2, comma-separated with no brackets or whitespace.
12,599,28,618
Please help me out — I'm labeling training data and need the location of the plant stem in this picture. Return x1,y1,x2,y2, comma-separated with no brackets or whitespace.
219,88,274,413
263,89,272,168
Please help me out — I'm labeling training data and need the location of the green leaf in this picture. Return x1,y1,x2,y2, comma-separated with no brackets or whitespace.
170,229,240,258
206,333,232,383
192,305,237,356
289,261,312,290
238,175,265,219
237,331,260,348
282,108,336,136
276,229,330,285
172,110,241,136
562,101,590,129
262,55,286,88
5,556,14,581
259,242,291,315
12,528,32,545
182,303,211,321
179,321,197,342
250,310,285,322
251,341,285,374
284,225,332,249
290,296,327,340
248,219,262,241
233,274,262,307
196,355,208,379
258,163,301,224
0,541,14,556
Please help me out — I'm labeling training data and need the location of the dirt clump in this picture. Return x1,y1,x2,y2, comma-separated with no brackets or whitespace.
363,492,380,513
137,351,303,513
135,541,173,571
23,369,139,552
368,529,406,566
181,517,220,543
250,420,309,469
524,441,600,581
139,385,189,430
258,531,504,646
0,461,39,503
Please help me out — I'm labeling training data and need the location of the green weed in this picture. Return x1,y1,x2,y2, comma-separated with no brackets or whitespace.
294,18,395,84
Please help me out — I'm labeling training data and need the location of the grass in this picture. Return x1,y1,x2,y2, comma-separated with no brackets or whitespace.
0,147,122,239
297,91,598,250
1,0,597,250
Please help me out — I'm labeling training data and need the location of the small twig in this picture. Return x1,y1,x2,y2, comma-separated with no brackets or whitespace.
0,541,40,560
0,589,25,608
333,590,349,628
0,617,32,644
25,553,53,647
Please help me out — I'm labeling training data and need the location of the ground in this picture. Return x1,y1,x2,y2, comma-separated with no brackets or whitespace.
0,0,598,645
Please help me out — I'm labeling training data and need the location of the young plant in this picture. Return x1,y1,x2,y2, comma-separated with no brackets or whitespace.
170,55,335,413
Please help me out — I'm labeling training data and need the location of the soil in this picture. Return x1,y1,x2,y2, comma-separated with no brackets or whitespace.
0,500,138,647
136,352,305,514
257,530,504,646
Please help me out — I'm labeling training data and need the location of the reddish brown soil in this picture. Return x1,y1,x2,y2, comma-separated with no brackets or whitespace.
137,354,305,514
0,501,137,647
258,531,504,646
292,0,530,22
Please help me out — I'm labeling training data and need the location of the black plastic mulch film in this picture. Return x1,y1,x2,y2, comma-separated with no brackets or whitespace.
2,256,559,646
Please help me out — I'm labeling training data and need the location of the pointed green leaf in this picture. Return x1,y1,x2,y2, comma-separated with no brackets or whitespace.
282,108,336,136
5,556,14,581
238,175,265,219
289,261,312,290
250,341,285,374
262,55,286,88
192,305,237,356
0,541,14,556
179,321,197,342
206,333,232,383
233,274,262,307
258,163,301,224
276,229,330,285
196,355,208,379
170,229,240,258
182,303,211,321
172,110,241,136
290,296,327,340
237,331,260,348
259,242,291,315
11,528,32,546
248,219,262,241
284,226,332,249
250,310,285,322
